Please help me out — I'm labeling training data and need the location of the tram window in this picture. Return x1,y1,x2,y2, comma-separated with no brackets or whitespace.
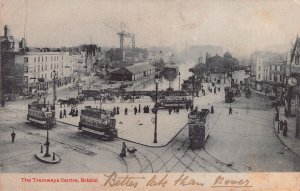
97,122,101,127
92,121,96,126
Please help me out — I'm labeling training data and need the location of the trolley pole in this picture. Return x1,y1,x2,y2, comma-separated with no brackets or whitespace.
154,75,159,143
192,70,195,106
53,71,57,109
178,72,181,90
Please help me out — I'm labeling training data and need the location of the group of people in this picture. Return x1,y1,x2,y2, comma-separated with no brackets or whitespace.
112,106,120,115
279,119,288,137
59,107,78,118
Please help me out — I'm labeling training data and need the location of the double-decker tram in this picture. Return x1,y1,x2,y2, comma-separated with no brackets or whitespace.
158,95,191,108
79,106,118,141
27,102,56,128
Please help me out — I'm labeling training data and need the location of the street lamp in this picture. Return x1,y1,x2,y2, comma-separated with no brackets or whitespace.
178,72,181,90
52,71,57,108
153,74,159,143
44,128,51,157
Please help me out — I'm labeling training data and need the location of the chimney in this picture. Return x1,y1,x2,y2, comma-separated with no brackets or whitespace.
4,25,8,37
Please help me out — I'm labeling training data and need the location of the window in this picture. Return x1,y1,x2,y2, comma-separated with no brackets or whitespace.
279,75,282,82
51,56,52,61
24,57,28,63
38,57,40,62
280,66,282,71
38,65,40,72
46,57,47,61
34,57,36,62
45,74,47,79
42,65,43,71
274,75,278,82
42,57,43,62
45,64,47,71
34,66,36,72
269,74,272,80
258,66,261,71
258,74,260,80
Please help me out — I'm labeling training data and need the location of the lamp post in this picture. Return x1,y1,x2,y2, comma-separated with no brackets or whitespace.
52,71,57,109
153,74,159,143
44,128,51,157
178,72,181,90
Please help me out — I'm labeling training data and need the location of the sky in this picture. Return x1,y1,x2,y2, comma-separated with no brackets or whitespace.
1,0,300,56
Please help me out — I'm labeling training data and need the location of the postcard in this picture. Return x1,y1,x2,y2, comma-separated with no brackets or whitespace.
0,0,300,190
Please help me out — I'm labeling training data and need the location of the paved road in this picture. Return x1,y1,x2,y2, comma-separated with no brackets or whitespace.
1,71,299,172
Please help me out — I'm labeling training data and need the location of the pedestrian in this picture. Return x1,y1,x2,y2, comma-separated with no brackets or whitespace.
60,110,63,119
211,105,214,113
63,108,67,118
74,108,78,116
168,107,172,115
283,120,288,137
125,107,128,115
1,98,5,107
113,107,116,115
134,106,137,115
186,102,189,111
116,106,120,115
190,104,194,111
11,131,16,143
214,88,216,95
120,142,127,158
218,87,220,92
280,120,284,130
229,106,233,115
138,104,141,113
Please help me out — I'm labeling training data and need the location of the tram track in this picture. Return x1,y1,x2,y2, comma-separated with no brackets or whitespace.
15,123,130,173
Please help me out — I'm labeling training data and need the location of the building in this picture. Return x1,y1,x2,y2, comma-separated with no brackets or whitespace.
289,36,300,137
15,50,74,93
0,25,21,99
250,51,287,93
110,62,156,81
205,51,238,74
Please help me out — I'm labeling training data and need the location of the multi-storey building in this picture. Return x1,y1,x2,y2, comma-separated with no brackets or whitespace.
251,51,287,93
289,36,300,136
15,51,73,93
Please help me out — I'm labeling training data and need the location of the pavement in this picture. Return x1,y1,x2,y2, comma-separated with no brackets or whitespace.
274,107,300,157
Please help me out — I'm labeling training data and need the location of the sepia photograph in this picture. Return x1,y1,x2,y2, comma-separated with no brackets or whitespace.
0,0,300,190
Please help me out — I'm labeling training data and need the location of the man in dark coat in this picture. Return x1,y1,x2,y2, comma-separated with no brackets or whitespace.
11,131,16,143
229,106,233,115
211,105,214,113
134,106,137,115
60,110,63,119
63,108,67,118
125,107,128,115
283,120,288,137
116,106,120,115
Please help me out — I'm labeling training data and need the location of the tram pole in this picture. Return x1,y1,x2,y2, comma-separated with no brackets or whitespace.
44,128,51,157
154,74,159,143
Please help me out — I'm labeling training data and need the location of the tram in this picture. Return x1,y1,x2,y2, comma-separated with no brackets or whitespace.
27,102,56,128
78,106,118,141
158,95,191,108
188,108,211,149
